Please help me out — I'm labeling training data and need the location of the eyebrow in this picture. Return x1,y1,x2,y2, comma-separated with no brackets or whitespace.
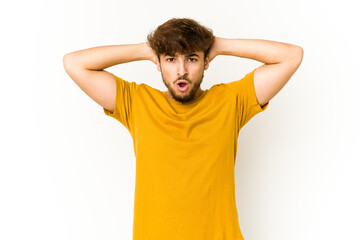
165,53,200,58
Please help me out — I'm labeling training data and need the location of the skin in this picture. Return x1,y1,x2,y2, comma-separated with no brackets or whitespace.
148,36,303,107
156,51,210,104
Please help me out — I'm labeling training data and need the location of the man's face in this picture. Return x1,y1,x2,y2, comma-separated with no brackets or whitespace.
157,51,209,104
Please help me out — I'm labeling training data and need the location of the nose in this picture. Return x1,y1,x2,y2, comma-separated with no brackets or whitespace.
177,59,188,77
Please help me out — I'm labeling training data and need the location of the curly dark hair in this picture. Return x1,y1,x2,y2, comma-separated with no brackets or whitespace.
147,18,215,61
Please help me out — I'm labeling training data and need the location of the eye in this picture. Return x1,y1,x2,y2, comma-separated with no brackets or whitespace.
189,58,197,62
166,58,175,62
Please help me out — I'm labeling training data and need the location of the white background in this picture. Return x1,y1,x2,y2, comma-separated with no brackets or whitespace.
1,0,359,239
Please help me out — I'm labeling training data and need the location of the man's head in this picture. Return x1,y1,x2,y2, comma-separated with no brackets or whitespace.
147,18,215,103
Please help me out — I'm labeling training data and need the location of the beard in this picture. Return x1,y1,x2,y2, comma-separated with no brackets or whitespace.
161,72,204,104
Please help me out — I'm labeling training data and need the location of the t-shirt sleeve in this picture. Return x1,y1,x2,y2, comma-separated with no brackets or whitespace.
103,73,137,131
225,69,269,130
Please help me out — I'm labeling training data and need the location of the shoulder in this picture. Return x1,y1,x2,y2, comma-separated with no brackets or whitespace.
223,70,255,95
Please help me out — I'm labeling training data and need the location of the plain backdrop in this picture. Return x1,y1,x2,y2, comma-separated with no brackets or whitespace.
1,0,359,239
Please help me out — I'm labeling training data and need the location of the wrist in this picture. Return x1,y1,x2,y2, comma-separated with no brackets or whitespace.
213,37,229,56
143,42,157,63
207,36,223,62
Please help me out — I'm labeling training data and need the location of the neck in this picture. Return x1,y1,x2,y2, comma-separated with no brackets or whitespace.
195,88,203,99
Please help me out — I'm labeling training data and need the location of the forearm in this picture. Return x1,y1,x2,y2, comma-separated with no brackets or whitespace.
213,37,302,64
63,42,154,71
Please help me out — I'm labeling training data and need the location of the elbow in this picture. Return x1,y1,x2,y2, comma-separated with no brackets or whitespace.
296,46,304,65
294,45,304,58
289,46,304,65
63,53,78,71
63,54,71,70
296,45,304,58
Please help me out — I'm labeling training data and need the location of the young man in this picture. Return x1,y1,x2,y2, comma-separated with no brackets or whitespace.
63,18,303,240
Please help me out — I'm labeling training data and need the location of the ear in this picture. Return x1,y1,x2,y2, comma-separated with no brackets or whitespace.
204,56,210,70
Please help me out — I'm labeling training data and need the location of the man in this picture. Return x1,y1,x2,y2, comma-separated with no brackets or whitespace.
63,18,303,240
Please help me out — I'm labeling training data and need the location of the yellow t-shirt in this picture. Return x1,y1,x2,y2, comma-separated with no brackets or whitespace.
103,69,269,240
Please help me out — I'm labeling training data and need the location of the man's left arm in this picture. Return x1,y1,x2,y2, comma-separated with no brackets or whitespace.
208,37,304,107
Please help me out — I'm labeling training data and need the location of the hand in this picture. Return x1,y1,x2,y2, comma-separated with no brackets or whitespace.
207,36,220,63
144,42,159,65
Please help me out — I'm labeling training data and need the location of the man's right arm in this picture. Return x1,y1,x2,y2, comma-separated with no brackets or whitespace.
63,42,157,113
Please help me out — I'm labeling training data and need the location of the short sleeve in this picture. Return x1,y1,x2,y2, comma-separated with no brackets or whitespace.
103,73,138,131
225,69,269,130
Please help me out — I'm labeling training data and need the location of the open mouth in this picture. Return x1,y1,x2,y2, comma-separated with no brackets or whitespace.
176,80,189,92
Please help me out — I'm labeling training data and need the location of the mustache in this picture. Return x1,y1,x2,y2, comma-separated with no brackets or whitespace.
176,75,190,82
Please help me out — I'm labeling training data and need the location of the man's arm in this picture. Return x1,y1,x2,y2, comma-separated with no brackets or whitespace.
63,42,157,113
208,37,304,107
